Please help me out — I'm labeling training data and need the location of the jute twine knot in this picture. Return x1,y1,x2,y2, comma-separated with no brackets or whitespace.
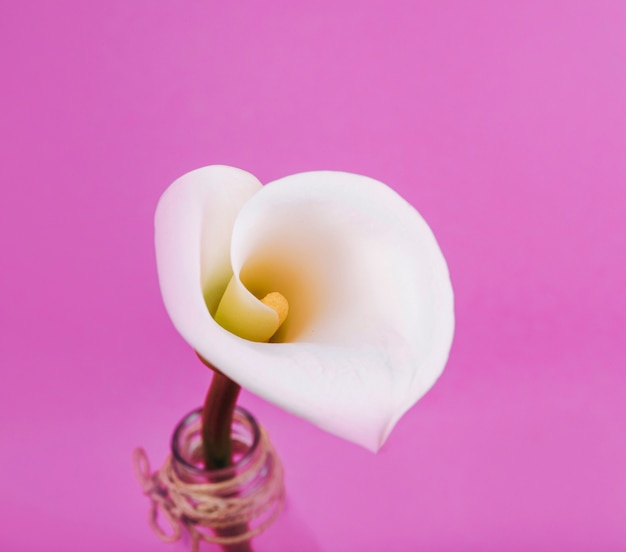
133,426,284,551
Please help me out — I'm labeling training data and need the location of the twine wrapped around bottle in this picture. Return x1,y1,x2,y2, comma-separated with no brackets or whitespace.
133,423,284,551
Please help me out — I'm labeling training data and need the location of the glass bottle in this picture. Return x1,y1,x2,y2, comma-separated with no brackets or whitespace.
168,407,319,552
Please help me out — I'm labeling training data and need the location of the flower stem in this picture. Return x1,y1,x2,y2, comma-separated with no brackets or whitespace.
198,356,253,552
200,360,241,470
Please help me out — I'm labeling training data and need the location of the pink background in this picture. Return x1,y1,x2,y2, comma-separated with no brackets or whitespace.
1,2,625,550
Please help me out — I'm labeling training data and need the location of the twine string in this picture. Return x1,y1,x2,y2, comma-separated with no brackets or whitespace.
133,426,284,549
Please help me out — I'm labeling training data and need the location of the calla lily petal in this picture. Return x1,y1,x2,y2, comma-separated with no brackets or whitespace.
155,165,262,335
155,167,454,452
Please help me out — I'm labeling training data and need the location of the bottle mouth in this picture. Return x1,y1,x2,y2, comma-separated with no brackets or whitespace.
171,406,261,479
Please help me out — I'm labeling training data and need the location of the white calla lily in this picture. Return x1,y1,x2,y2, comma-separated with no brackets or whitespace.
155,165,454,452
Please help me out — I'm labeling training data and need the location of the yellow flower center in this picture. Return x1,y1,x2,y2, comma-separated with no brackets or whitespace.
260,292,289,327
213,276,289,342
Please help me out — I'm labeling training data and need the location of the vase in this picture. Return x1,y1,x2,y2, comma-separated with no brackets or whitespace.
135,407,319,552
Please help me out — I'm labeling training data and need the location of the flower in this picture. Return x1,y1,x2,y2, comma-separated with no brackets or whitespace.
155,165,454,452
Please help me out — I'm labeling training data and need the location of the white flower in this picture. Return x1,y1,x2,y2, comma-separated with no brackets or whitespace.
155,165,454,452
